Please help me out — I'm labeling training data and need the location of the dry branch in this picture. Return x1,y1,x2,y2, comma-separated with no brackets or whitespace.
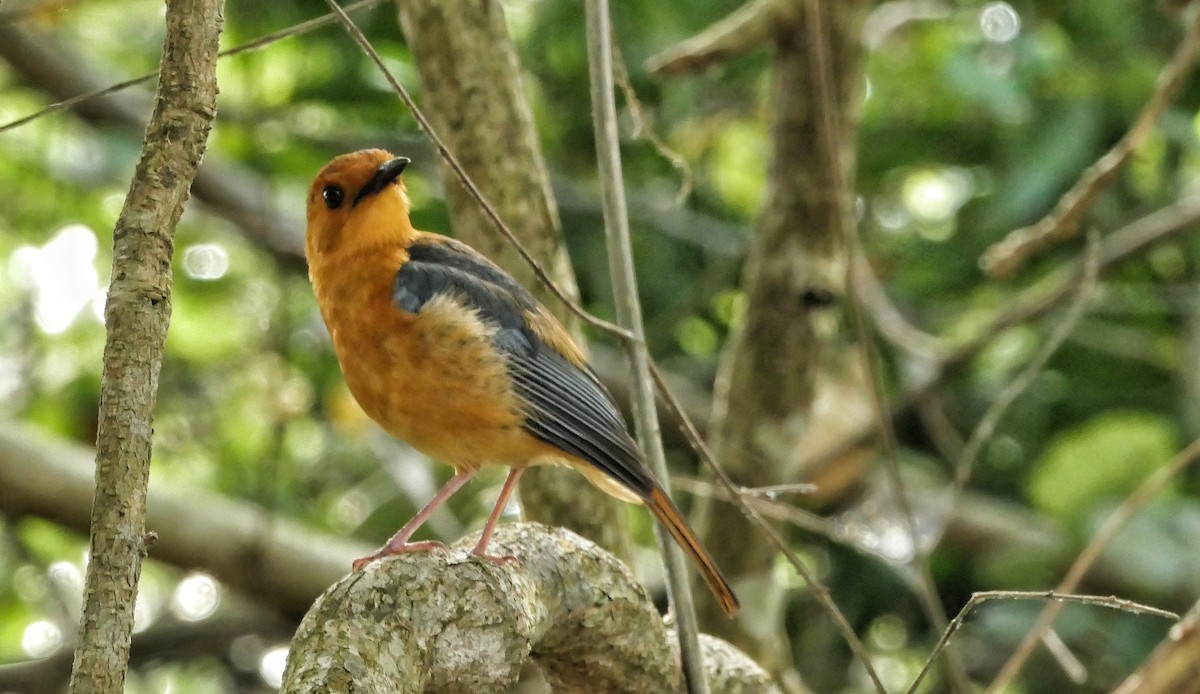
585,0,708,689
280,523,778,694
980,8,1200,278
0,23,305,261
985,437,1200,693
0,421,367,619
645,0,802,75
68,1,222,691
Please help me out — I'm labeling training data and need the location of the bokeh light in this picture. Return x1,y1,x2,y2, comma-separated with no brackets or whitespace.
980,2,1020,43
259,644,290,689
171,572,220,622
10,224,101,334
21,620,63,658
182,243,229,281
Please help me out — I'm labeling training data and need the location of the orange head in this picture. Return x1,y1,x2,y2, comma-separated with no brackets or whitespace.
305,149,418,263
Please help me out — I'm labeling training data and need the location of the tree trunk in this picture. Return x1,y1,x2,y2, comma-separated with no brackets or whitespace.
691,0,867,660
66,1,222,691
394,0,633,561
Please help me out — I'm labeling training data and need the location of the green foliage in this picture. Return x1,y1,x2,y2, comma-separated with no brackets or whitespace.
1,0,1198,691
1028,411,1178,523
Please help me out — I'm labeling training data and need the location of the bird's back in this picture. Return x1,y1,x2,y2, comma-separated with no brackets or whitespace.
312,243,554,472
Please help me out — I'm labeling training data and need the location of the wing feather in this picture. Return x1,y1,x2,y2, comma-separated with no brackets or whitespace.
393,238,653,497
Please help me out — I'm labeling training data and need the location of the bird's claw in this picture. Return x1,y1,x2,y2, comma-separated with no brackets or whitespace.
351,539,450,571
472,552,521,566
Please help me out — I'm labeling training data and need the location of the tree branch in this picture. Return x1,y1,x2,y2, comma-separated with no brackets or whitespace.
985,436,1200,694
980,6,1200,278
645,0,802,76
280,523,778,693
68,1,222,691
0,420,367,619
0,22,305,263
586,0,708,689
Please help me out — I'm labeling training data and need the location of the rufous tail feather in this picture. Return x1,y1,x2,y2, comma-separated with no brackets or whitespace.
646,486,739,617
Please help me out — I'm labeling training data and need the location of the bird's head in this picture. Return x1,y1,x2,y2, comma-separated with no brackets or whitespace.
305,149,416,262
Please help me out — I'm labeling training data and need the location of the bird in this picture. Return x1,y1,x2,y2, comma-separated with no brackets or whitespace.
304,148,738,617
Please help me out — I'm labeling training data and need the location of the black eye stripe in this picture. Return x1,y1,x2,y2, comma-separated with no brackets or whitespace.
322,185,345,210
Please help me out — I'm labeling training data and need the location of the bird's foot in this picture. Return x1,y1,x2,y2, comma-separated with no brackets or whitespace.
471,552,521,566
351,539,449,571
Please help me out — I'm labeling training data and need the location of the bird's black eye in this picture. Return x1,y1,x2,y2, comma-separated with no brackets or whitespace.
322,185,345,210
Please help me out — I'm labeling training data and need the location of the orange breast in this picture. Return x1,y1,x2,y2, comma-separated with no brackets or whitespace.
313,246,548,471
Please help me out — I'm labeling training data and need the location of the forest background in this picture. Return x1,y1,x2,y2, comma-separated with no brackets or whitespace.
2,0,1199,692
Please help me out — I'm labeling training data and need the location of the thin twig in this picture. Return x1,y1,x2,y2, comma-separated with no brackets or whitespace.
1040,628,1087,685
644,0,801,76
649,362,889,694
808,192,1200,489
0,0,388,134
950,231,1099,494
908,590,1180,694
984,436,1200,693
801,0,969,688
584,2,708,690
672,476,835,537
321,0,634,343
981,7,1200,278
611,43,694,203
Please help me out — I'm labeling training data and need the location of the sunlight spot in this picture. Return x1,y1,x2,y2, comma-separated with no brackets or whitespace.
0,356,23,402
259,644,290,689
868,614,909,651
172,572,220,621
902,167,975,233
48,560,83,597
980,2,1020,43
331,490,371,531
11,224,101,334
21,620,63,658
182,243,229,281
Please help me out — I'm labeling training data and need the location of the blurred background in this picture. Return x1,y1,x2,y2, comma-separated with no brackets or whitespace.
1,0,1199,692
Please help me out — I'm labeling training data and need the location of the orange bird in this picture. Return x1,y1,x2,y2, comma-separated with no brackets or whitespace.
305,149,738,617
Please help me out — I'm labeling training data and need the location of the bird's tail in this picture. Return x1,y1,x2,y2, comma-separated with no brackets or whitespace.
646,486,739,617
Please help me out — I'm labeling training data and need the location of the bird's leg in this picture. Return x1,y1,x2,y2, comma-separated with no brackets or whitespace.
470,467,525,564
352,470,475,571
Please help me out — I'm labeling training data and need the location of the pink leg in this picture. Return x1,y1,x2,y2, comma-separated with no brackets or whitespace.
470,467,525,563
352,470,476,571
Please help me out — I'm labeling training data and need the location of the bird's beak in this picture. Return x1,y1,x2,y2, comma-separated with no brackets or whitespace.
353,156,411,207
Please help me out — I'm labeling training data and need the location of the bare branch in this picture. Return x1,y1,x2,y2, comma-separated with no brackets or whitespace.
949,233,1099,494
279,524,779,693
0,421,368,619
586,1,709,688
645,0,802,76
985,436,1200,694
648,363,889,694
0,23,305,260
68,1,222,690
0,0,388,135
981,8,1200,278
909,590,1180,694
